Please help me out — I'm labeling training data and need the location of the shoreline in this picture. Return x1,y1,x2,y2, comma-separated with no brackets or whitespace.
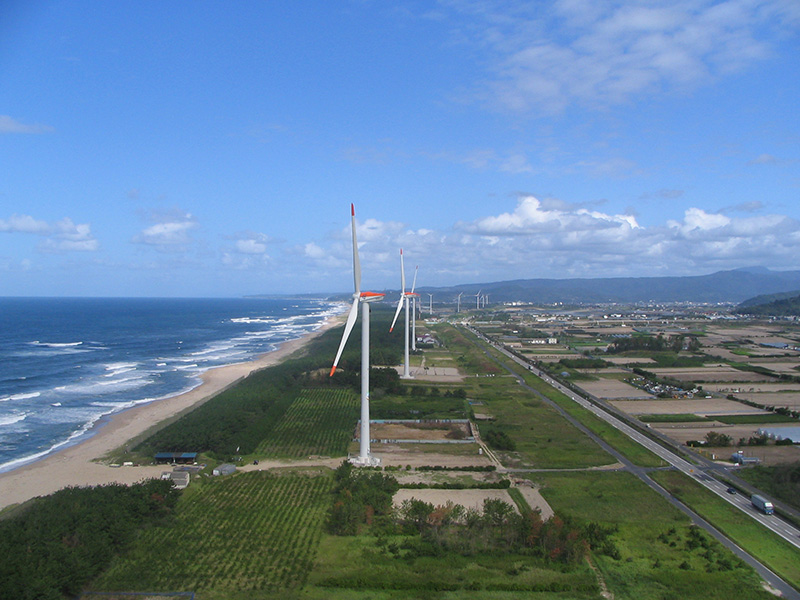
0,316,342,511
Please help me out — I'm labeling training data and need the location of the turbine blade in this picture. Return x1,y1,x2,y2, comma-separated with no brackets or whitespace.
330,299,359,376
389,296,403,332
410,265,418,294
351,204,361,294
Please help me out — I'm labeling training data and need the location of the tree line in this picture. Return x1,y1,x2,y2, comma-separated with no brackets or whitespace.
0,479,179,600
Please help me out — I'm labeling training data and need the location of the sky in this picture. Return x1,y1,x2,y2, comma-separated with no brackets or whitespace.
1,0,798,297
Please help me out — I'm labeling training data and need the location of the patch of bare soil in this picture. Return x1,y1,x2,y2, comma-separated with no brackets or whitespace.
610,398,768,416
736,393,800,409
368,421,471,441
393,487,554,520
578,379,654,399
371,444,493,469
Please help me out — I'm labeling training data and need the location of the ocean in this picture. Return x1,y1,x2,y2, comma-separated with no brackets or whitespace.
0,297,342,474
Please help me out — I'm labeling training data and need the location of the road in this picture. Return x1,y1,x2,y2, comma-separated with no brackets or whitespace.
464,325,800,599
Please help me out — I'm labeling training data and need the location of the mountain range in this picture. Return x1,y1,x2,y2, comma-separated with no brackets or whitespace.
412,267,800,305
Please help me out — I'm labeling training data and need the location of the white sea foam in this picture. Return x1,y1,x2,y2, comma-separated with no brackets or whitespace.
0,413,27,427
30,341,84,348
53,374,152,395
0,391,41,403
173,363,199,370
104,362,139,377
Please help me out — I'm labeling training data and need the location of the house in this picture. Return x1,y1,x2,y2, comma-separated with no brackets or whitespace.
154,452,198,465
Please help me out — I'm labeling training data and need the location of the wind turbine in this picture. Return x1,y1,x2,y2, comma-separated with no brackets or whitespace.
457,292,463,313
427,293,433,315
389,249,418,379
475,290,482,310
411,265,419,351
330,204,384,467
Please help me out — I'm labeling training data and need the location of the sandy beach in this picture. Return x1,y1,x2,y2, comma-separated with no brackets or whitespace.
0,317,341,511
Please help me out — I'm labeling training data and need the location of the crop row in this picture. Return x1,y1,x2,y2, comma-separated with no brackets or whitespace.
92,471,333,594
256,388,359,458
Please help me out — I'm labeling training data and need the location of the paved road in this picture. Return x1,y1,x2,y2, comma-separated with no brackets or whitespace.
464,325,800,599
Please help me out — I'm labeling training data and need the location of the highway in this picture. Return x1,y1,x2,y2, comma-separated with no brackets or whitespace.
464,325,800,598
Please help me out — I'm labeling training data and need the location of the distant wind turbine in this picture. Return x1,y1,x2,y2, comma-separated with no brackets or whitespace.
389,249,418,379
457,292,463,313
475,290,482,310
427,293,433,315
330,204,384,466
411,266,419,351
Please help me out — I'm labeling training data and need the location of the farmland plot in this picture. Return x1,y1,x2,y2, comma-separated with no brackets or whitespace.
256,388,359,458
92,471,332,597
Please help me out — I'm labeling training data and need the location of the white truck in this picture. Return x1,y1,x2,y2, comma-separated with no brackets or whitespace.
751,494,774,515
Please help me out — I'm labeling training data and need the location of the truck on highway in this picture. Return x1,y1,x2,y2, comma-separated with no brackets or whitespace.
751,494,774,515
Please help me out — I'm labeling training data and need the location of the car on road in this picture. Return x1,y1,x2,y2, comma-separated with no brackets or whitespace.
726,487,737,494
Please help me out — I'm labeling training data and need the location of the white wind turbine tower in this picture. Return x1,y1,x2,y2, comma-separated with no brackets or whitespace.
475,290,482,310
411,265,419,351
389,249,418,379
456,292,463,313
427,293,433,315
330,204,384,467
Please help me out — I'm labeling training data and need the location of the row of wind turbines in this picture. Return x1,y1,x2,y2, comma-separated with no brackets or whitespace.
328,205,490,466
329,205,421,466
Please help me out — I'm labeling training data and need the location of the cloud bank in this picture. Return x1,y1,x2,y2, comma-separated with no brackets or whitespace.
444,0,800,113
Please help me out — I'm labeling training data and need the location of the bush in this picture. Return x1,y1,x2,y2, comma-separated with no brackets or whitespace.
485,429,516,451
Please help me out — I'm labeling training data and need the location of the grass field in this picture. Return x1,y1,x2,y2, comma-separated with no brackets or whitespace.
91,471,333,599
457,327,665,468
466,369,615,469
529,471,777,600
640,414,710,423
650,469,800,591
255,388,360,458
304,534,599,598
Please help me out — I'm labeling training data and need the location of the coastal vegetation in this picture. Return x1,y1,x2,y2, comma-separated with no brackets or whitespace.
93,470,332,596
0,479,178,600
133,311,401,462
3,311,797,599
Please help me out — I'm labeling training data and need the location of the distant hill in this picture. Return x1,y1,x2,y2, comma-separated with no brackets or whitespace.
734,292,800,316
415,268,800,305
737,290,800,307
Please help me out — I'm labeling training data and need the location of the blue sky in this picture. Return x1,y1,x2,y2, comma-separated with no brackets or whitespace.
1,0,798,297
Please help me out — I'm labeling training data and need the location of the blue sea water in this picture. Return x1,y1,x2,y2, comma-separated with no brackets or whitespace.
0,297,343,473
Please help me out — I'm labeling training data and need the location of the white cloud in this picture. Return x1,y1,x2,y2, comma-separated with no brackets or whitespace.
446,0,797,113
0,214,51,234
0,115,55,134
132,212,198,247
235,239,267,254
298,195,800,286
0,214,98,252
304,242,326,259
464,195,640,236
668,207,731,233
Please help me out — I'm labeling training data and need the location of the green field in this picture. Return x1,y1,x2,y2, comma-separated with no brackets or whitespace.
471,376,615,469
640,414,710,423
650,470,800,591
530,471,776,600
304,534,599,598
465,334,664,468
255,388,359,458
92,471,333,598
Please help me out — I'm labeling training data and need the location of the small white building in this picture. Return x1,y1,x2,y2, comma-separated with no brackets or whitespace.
213,463,237,476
